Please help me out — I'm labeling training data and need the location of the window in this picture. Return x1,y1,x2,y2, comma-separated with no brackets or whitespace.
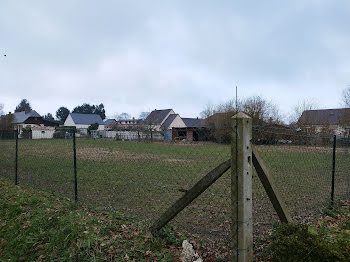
41,131,45,134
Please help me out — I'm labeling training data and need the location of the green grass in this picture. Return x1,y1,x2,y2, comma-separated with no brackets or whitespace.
0,176,182,261
0,138,349,260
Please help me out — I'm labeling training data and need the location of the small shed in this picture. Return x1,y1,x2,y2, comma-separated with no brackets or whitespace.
32,126,55,139
172,118,207,142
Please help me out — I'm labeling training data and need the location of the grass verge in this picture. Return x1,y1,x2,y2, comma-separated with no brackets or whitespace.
0,176,181,261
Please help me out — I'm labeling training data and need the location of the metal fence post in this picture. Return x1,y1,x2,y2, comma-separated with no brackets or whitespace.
73,130,78,202
331,135,336,205
15,130,18,185
231,112,253,262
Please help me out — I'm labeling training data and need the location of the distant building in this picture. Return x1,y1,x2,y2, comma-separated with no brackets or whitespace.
12,110,59,133
182,117,207,128
143,109,186,131
64,113,105,134
104,119,118,130
117,118,143,130
31,126,55,139
172,117,207,142
298,108,350,136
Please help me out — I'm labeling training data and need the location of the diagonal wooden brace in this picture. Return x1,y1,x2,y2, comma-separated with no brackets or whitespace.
252,146,292,223
150,159,231,233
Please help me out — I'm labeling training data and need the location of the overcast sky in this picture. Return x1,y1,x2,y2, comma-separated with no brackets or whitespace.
1,0,349,120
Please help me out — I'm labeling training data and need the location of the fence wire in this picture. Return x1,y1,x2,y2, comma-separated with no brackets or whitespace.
1,126,349,261
74,133,232,259
0,131,16,182
335,137,350,200
2,131,75,199
252,126,350,244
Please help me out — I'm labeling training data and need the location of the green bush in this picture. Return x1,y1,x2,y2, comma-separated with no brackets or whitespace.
264,223,349,262
56,126,76,132
87,123,99,134
53,131,66,139
21,126,32,139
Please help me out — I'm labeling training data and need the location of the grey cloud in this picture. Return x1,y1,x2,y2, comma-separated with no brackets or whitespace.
1,0,349,119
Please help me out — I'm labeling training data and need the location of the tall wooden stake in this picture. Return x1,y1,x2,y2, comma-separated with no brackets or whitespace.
231,112,253,262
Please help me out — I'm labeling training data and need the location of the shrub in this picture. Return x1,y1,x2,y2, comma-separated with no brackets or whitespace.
263,223,349,262
56,126,76,131
53,131,66,139
21,126,32,139
87,123,99,134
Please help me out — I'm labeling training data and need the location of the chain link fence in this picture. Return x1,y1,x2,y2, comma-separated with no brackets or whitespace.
252,126,350,247
0,129,233,259
0,131,16,183
75,130,232,259
0,126,349,260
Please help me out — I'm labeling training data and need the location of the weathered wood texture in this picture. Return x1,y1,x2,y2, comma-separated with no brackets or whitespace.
231,113,253,262
252,146,292,223
150,159,231,233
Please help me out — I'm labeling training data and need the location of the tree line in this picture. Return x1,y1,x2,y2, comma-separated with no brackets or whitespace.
10,99,107,122
7,99,150,124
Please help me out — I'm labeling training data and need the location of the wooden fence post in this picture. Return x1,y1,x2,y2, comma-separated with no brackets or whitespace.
231,112,253,262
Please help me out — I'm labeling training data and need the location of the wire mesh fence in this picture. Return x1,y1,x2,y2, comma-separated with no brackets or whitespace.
335,136,350,201
14,130,75,199
0,130,16,182
74,132,232,258
0,126,349,260
251,126,350,242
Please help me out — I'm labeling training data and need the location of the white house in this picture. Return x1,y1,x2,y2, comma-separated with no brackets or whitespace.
64,113,105,134
12,110,59,133
12,110,42,132
143,109,186,131
160,114,186,130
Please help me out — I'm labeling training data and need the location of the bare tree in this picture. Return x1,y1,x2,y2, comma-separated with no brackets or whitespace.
0,103,4,116
117,113,131,120
343,86,350,107
289,99,319,125
200,102,215,119
139,112,150,120
268,103,284,125
241,96,282,125
243,96,269,125
201,95,281,143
